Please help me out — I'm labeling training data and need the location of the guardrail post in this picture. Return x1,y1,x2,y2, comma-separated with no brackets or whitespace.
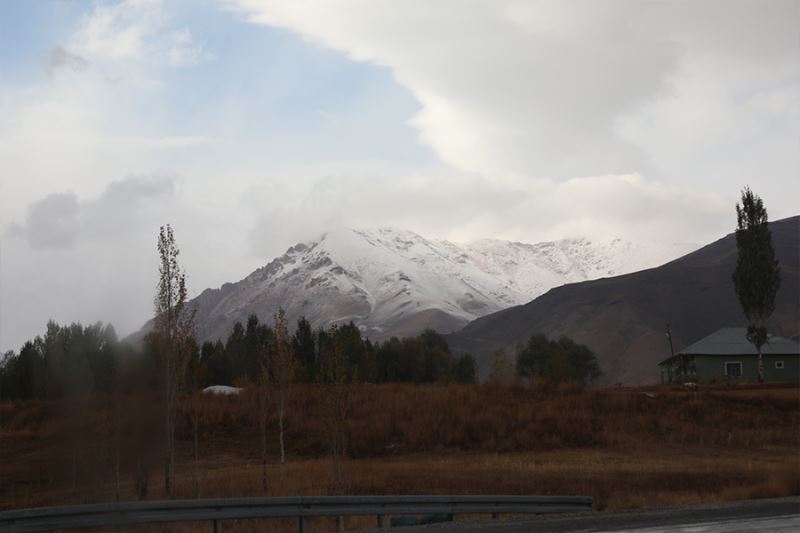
213,518,222,533
298,515,307,533
377,514,385,528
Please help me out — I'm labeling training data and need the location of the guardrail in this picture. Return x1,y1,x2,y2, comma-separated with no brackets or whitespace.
0,495,593,532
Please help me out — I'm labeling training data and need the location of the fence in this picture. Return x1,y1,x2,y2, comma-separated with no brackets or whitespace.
0,495,593,532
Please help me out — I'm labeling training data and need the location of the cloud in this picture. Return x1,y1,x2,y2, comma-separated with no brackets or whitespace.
70,0,208,69
10,192,80,250
101,173,174,201
248,171,731,258
8,175,175,250
231,0,800,191
44,47,89,76
1,174,188,353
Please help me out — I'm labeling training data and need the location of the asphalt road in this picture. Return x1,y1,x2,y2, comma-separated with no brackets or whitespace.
364,496,800,532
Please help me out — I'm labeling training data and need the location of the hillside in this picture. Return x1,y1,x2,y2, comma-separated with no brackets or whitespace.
136,227,694,344
447,216,800,385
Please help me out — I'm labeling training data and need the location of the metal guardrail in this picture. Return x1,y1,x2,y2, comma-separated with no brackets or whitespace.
0,495,593,532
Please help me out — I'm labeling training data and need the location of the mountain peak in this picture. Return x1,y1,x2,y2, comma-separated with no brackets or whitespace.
180,228,698,344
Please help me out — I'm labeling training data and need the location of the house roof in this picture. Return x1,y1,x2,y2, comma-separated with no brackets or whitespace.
659,327,800,365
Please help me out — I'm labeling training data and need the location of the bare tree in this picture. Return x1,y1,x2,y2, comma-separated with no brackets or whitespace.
113,391,121,502
270,308,296,480
323,326,349,493
257,339,271,494
191,395,201,499
154,224,196,496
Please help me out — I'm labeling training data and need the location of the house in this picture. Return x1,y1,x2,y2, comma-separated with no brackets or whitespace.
658,327,800,384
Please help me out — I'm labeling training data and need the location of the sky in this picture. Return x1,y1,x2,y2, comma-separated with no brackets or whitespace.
1,0,798,351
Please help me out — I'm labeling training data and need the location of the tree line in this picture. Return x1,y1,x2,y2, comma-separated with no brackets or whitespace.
0,318,478,402
0,314,607,401
0,320,126,401
197,315,478,388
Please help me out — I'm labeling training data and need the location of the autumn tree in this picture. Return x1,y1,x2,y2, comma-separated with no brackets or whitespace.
270,308,296,477
489,349,514,385
256,323,273,494
732,187,781,382
154,224,196,496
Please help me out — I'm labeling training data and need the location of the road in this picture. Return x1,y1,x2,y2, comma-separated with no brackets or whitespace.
365,496,800,532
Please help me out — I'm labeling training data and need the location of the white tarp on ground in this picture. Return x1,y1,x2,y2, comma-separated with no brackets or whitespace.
202,385,242,395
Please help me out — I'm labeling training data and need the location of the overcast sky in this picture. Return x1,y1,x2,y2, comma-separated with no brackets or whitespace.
1,0,798,351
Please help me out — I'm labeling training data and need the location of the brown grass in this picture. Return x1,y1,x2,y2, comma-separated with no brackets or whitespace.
1,383,799,531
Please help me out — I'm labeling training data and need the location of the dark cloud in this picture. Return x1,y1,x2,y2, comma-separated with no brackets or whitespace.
9,175,174,250
44,46,89,76
12,192,80,250
100,174,175,203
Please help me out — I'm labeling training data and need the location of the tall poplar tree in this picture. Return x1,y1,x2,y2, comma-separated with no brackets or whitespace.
732,188,781,383
270,308,296,477
154,224,196,495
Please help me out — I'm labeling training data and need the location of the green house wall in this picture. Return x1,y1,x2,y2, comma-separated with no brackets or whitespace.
693,354,800,383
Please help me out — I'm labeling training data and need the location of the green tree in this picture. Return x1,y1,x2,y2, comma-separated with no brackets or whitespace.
200,340,228,386
732,187,781,382
0,343,45,400
515,334,601,385
419,329,453,382
452,353,477,384
225,321,247,382
556,336,601,384
515,334,551,379
336,322,371,382
375,336,404,382
292,317,317,381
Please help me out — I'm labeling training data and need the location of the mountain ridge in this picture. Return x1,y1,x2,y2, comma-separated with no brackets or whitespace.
446,216,800,385
137,227,697,345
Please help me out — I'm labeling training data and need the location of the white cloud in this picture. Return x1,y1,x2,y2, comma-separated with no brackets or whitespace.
247,170,731,257
70,0,208,69
231,0,800,201
0,1,215,226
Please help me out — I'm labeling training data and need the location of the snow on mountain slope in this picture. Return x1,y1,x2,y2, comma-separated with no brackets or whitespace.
187,227,697,343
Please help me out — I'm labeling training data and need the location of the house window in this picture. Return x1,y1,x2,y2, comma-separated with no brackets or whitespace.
724,361,743,378
775,361,785,370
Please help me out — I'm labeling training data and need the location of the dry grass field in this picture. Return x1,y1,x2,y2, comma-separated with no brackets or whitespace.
1,383,798,531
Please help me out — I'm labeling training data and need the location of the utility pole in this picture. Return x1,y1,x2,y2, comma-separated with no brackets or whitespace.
666,323,675,358
665,323,678,382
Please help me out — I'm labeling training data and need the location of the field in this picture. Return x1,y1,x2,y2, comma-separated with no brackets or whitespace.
1,383,799,531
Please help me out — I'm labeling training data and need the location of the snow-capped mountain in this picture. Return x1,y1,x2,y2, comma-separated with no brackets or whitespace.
186,227,697,343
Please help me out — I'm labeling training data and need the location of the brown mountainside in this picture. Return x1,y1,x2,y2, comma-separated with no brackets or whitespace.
447,216,800,385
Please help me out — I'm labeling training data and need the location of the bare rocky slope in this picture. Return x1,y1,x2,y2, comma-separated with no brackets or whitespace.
447,216,800,386
138,227,695,345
